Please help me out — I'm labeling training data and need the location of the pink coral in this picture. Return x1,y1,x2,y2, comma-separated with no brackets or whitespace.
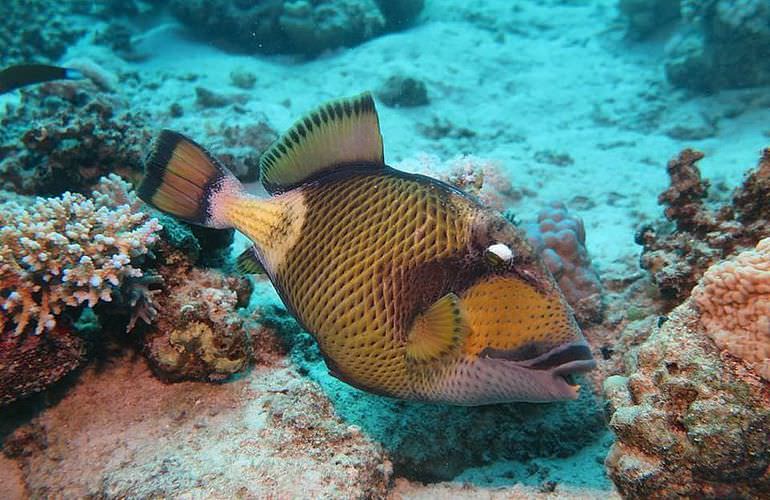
523,202,603,324
0,175,161,335
691,237,770,380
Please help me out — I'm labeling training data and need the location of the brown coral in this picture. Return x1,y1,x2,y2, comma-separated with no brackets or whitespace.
0,323,85,406
143,268,253,382
638,148,770,303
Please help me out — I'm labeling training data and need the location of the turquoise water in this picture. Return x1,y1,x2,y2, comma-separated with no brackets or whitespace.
1,1,769,497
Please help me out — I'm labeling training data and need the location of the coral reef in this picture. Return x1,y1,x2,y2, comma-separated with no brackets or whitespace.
0,175,161,336
0,82,151,196
144,268,253,382
619,0,770,90
168,0,423,57
0,325,85,406
521,202,604,325
604,300,770,498
0,176,159,405
0,1,86,66
637,148,770,304
692,237,770,380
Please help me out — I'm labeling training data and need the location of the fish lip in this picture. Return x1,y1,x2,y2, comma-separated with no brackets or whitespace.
483,339,596,374
478,341,596,401
551,358,597,377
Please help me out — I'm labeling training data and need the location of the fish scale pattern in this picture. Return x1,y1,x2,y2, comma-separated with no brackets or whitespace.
461,276,575,356
275,169,471,397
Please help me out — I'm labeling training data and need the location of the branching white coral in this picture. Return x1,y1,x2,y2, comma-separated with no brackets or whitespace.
0,175,161,335
692,237,770,381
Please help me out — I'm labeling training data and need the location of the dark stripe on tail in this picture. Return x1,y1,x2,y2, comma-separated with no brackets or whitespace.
139,129,238,227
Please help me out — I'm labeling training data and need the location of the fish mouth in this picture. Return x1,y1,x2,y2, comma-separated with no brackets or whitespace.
542,342,597,396
483,340,597,399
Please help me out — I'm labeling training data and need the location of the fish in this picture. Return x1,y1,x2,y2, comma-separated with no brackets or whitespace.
138,92,596,405
0,63,85,94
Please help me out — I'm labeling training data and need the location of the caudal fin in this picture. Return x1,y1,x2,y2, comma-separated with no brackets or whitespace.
138,130,242,228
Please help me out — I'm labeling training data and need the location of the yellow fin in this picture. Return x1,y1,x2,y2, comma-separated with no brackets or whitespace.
235,246,266,275
259,92,384,194
406,293,468,363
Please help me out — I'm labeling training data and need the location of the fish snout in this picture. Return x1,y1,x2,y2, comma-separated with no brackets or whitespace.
480,338,597,401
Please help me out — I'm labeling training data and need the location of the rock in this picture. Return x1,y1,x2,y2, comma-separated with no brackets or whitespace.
195,86,231,108
229,68,257,89
2,356,390,497
377,75,429,108
604,300,770,498
618,0,681,39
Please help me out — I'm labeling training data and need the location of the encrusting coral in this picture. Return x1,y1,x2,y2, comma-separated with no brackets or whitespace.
604,300,770,498
0,175,161,336
692,237,770,380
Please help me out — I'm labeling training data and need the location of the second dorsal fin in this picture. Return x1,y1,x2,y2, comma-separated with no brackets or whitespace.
259,92,384,194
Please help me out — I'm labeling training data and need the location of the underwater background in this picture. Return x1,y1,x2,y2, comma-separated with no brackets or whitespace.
1,0,769,498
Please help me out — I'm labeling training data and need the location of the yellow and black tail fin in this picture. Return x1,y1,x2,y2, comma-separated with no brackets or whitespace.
138,130,242,228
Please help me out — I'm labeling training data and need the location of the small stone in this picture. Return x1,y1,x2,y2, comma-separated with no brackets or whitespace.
377,75,429,108
195,87,230,108
229,68,257,90
169,103,184,118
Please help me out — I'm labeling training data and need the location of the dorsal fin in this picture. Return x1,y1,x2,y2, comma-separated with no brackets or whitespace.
235,246,267,275
406,293,469,363
259,92,384,194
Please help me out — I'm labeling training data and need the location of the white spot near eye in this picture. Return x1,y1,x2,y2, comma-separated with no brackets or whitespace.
488,243,513,262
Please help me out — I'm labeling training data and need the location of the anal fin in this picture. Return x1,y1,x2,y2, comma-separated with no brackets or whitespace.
406,293,469,363
235,246,267,275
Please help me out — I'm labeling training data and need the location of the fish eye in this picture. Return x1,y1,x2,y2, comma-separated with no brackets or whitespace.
485,243,514,267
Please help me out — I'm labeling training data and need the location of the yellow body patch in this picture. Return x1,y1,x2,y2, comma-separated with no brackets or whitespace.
460,276,575,358
224,190,307,275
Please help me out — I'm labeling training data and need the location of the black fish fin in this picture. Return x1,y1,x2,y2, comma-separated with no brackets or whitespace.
0,64,85,94
406,293,468,363
235,246,266,275
259,92,384,194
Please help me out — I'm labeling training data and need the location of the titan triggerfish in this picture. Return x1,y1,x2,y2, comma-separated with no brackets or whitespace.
138,92,596,405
